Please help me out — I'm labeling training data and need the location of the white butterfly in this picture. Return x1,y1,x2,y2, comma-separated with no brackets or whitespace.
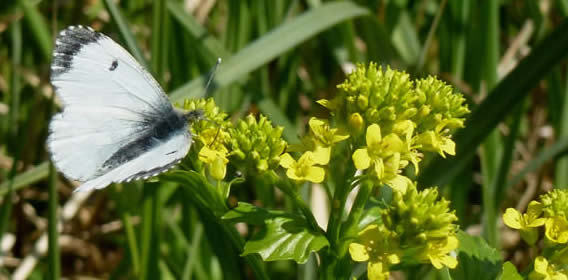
48,25,202,192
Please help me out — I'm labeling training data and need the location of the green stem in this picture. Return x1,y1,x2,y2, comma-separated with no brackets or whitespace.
122,212,140,275
276,181,324,234
321,181,373,280
337,181,373,256
326,180,350,251
47,163,60,280
220,221,270,280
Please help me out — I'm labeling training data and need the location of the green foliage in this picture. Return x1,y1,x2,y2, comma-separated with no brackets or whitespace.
3,0,568,279
450,231,502,280
227,205,329,263
499,262,523,280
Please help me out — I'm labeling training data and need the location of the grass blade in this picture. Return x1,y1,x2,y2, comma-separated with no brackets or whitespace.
102,0,147,67
506,138,568,192
419,17,568,187
0,162,49,196
169,2,369,101
19,0,52,60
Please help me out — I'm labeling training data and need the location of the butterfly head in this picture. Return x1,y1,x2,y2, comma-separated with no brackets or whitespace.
184,109,205,123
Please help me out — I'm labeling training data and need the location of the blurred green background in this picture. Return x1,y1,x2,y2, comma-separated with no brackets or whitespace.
1,0,568,279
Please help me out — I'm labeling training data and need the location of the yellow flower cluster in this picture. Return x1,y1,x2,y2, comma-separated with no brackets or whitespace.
182,98,231,181
504,189,568,244
280,117,349,183
316,63,468,191
349,183,459,280
504,189,568,279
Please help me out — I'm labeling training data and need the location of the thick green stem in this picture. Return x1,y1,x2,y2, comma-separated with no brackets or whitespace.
337,181,374,256
320,181,373,280
276,182,324,234
326,181,349,251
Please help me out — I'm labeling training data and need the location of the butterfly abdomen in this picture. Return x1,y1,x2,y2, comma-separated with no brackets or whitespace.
100,110,188,173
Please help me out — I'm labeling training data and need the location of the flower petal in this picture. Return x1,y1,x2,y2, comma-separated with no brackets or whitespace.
368,261,390,280
210,156,228,180
440,255,458,269
503,208,523,229
312,146,331,165
385,175,410,193
279,153,295,169
440,137,456,156
366,124,382,146
308,117,326,135
533,256,548,274
305,166,325,183
353,148,371,170
348,242,369,262
286,169,301,181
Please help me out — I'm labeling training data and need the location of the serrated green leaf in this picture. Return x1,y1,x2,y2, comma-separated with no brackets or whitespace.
242,216,329,264
450,231,502,280
499,262,523,280
222,202,295,225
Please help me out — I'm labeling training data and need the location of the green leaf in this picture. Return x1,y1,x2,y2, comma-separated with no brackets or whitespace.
450,231,502,280
169,2,369,101
357,206,382,230
498,262,523,280
0,162,49,197
222,202,294,225
161,170,227,217
241,215,329,264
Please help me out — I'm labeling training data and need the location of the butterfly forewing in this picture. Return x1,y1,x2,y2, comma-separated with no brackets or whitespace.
48,26,192,191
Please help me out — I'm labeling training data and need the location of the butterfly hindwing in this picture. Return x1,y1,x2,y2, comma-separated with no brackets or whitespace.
48,26,191,191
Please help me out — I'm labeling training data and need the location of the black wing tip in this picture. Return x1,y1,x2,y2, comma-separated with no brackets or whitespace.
51,25,103,78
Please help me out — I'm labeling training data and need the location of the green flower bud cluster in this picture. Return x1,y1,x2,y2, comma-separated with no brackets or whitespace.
182,98,230,138
540,189,568,219
321,63,469,159
228,114,287,174
381,183,458,268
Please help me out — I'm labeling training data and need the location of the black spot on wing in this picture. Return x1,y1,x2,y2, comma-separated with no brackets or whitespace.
109,60,118,71
51,25,103,77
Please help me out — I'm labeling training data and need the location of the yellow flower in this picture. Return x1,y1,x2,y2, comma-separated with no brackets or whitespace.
349,225,401,280
545,216,568,244
414,130,456,158
529,256,568,280
279,152,325,183
352,124,410,192
503,201,547,244
419,236,458,269
392,120,421,174
199,146,229,180
306,118,349,165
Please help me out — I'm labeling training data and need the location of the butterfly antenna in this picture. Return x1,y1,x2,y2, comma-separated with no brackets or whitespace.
204,57,222,97
208,126,222,148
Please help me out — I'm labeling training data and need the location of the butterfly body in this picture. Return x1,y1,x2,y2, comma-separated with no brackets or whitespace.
48,26,195,192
